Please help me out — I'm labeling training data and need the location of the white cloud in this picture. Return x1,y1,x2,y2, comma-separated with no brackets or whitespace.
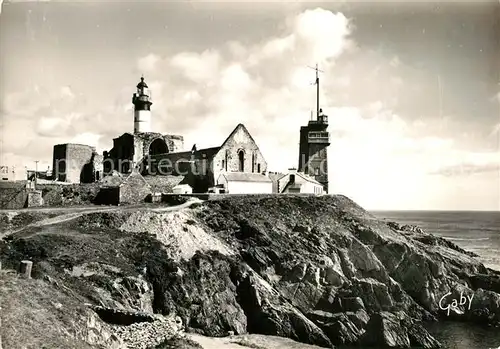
259,35,295,60
493,91,500,103
491,122,500,137
389,55,401,68
137,53,160,73
428,151,500,177
390,76,403,86
226,41,247,59
220,64,254,91
36,112,81,137
71,132,101,147
36,116,69,137
170,50,221,83
293,8,351,62
60,86,75,100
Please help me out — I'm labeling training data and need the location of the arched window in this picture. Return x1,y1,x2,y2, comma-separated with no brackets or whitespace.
238,150,245,172
252,153,255,172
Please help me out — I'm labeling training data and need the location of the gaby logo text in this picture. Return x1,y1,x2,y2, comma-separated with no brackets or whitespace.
438,291,474,316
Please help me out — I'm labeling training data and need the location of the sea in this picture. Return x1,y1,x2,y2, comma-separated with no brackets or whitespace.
369,210,500,349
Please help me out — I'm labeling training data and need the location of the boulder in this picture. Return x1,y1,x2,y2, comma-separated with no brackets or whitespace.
148,251,248,337
360,312,411,347
349,278,394,311
307,310,370,345
236,272,334,348
360,312,441,348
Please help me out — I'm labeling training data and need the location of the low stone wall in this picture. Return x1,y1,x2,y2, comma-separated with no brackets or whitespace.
0,184,325,210
0,183,101,209
165,193,324,201
89,305,157,325
39,183,100,206
0,185,28,209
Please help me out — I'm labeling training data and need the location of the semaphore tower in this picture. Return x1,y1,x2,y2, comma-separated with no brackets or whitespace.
132,76,153,133
298,64,330,193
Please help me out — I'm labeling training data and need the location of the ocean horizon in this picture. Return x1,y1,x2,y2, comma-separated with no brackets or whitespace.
371,210,500,271
369,209,500,349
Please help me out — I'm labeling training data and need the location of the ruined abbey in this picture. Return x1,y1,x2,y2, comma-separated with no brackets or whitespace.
50,72,330,195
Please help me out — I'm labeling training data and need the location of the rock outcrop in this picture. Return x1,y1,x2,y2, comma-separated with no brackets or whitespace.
2,194,500,349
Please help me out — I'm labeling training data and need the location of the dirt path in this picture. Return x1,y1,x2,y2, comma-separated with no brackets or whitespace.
149,198,202,212
1,198,203,237
0,205,114,214
186,333,326,349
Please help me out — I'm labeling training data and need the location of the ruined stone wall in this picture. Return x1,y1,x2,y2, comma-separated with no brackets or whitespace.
108,133,184,176
52,144,67,182
107,134,135,174
166,135,184,152
67,144,95,183
93,154,104,181
133,133,181,165
133,136,146,165
53,144,95,183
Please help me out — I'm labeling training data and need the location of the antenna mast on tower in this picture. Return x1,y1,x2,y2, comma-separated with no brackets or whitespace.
308,64,324,120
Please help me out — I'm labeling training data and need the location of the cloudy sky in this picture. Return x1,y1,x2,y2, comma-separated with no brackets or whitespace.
0,0,499,210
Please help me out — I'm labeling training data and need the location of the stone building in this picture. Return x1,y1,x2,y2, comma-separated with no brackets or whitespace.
95,170,152,205
298,66,330,193
298,111,329,193
52,143,103,183
147,123,271,194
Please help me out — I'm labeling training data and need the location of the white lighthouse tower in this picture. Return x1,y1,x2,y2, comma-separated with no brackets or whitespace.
132,76,152,133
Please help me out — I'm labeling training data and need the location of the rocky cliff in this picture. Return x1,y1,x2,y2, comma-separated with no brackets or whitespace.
1,195,500,348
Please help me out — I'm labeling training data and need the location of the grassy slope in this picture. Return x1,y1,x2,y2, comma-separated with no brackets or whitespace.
0,270,95,349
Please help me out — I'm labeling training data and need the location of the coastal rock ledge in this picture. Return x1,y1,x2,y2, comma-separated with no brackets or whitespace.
1,195,500,348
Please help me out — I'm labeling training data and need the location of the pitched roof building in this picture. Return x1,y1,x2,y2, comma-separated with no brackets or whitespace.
276,169,324,195
148,124,271,194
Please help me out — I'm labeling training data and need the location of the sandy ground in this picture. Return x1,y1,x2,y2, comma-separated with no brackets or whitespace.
120,207,234,261
186,333,327,349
